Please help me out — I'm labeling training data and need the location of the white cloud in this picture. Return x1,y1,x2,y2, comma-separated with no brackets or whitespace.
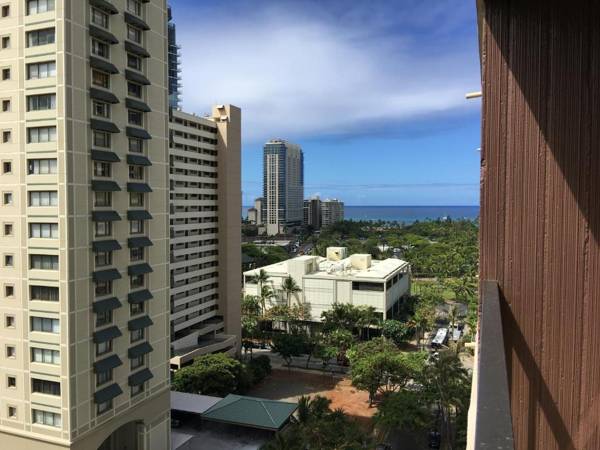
176,2,480,144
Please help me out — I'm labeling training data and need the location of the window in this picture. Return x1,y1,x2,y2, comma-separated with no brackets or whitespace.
6,346,15,358
2,130,10,143
27,126,57,143
94,191,112,207
32,379,60,396
28,0,55,15
94,161,111,177
129,137,143,153
90,7,108,28
3,192,12,205
130,274,144,289
130,302,144,316
32,348,60,365
29,191,58,206
131,354,144,370
31,317,59,333
3,223,12,235
130,192,144,207
97,400,112,415
31,285,59,301
1,5,8,17
129,165,143,180
130,247,144,261
91,38,109,58
93,100,110,118
96,368,112,386
92,69,110,88
127,53,142,70
128,81,142,98
32,409,61,428
95,280,112,296
29,223,59,239
130,220,144,234
127,25,142,44
27,93,56,111
2,99,9,111
95,221,112,237
128,109,143,126
5,315,14,328
95,309,112,327
95,251,112,267
131,383,144,396
5,285,14,297
4,254,13,266
130,328,144,343
30,255,59,270
28,158,57,174
96,340,112,356
7,376,16,387
27,28,55,47
93,130,111,148
1,68,9,81
8,406,16,419
3,161,11,173
27,61,56,79
2,36,9,49
127,0,141,15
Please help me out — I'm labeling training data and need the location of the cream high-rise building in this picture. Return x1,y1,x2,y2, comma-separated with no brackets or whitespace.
0,1,171,449
321,198,344,227
168,106,241,370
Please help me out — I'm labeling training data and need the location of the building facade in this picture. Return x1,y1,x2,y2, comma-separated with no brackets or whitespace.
320,198,344,227
0,1,171,449
303,197,321,229
262,140,303,236
168,106,241,370
243,247,410,321
166,5,180,110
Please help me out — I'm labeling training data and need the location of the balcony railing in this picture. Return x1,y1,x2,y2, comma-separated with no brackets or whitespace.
471,280,515,449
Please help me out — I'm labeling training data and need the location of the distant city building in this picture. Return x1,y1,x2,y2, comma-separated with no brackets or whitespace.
321,198,345,227
247,207,258,224
169,106,242,369
247,197,263,226
168,5,182,109
243,247,411,321
304,197,322,229
263,140,304,235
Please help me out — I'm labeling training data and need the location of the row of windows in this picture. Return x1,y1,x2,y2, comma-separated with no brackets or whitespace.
94,131,144,153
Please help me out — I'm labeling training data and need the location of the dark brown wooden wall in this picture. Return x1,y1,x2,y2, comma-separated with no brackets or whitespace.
479,1,600,449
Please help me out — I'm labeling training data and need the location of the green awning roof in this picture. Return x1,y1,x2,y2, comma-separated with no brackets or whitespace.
91,119,120,134
94,383,123,404
128,289,153,304
93,325,122,343
92,210,121,221
128,315,153,331
92,268,122,282
90,56,119,74
127,182,152,193
93,354,122,373
91,149,120,162
124,12,150,30
93,240,122,252
128,342,153,359
126,97,152,112
92,297,121,313
125,70,151,86
89,25,119,44
91,180,121,192
125,41,150,58
89,0,118,14
127,153,152,166
127,210,152,220
128,236,153,248
128,368,153,386
202,395,298,431
128,263,153,276
90,88,119,104
126,126,152,140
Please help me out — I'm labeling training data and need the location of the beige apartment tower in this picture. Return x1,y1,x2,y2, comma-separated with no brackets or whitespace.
0,1,171,449
168,106,241,369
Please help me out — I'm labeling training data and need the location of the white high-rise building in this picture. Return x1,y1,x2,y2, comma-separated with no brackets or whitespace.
262,140,303,236
321,198,344,227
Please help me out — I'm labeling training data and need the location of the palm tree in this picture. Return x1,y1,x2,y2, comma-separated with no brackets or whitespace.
281,276,302,308
448,304,458,333
251,269,270,316
259,285,275,317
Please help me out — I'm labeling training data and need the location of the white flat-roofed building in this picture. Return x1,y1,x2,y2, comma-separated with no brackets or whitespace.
243,247,411,321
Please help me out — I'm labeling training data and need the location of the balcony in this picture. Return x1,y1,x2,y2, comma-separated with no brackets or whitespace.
170,334,237,369
467,280,514,450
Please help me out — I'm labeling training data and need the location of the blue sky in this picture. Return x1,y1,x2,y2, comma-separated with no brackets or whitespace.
169,0,481,206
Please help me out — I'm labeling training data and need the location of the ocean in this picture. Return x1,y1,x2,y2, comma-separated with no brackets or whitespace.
242,205,479,223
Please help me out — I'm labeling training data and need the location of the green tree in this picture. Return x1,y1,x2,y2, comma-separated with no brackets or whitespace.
172,353,245,396
271,333,306,368
381,319,411,346
281,276,302,307
324,328,355,364
321,303,364,334
374,390,431,437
